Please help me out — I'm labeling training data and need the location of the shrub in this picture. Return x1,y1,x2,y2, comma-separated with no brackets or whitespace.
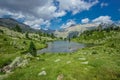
0,29,4,34
21,51,28,54
92,51,98,54
25,32,29,39
23,41,27,45
14,25,22,32
3,38,7,41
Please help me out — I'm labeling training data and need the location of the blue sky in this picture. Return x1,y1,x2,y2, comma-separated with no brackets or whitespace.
0,0,120,30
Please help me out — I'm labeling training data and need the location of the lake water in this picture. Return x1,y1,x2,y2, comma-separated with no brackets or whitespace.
37,40,86,53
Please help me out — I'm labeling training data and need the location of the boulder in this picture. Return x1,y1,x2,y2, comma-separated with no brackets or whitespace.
9,57,23,69
18,59,28,68
81,61,88,64
57,74,64,80
2,65,11,73
54,59,61,63
2,56,29,73
38,71,47,76
2,57,23,73
24,53,33,59
78,57,86,60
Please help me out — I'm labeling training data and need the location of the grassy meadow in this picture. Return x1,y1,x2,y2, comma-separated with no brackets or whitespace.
0,26,120,80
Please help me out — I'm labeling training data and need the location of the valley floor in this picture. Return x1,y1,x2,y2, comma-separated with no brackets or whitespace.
0,27,120,80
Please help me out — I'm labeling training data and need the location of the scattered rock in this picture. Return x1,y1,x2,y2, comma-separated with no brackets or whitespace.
81,61,88,64
18,59,28,68
2,57,23,73
54,59,61,63
57,74,64,80
2,66,11,73
9,57,23,69
66,61,71,64
38,71,46,76
2,56,29,73
78,57,86,60
24,53,33,59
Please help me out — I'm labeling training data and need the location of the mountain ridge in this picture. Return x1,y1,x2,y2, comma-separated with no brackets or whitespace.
54,23,98,39
0,18,55,34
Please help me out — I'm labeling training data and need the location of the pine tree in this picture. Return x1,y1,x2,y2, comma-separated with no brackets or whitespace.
25,32,29,39
29,41,37,57
14,25,22,32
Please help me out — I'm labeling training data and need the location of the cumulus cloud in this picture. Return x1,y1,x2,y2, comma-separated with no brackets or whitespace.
81,18,90,24
92,16,113,24
57,0,98,14
0,0,98,29
24,18,51,29
100,2,108,8
0,9,25,19
61,20,76,29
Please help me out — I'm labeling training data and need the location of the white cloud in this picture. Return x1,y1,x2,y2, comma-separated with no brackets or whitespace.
61,20,76,29
57,0,98,14
100,2,108,8
24,17,51,29
92,16,113,24
81,18,90,24
53,11,66,18
0,9,25,19
0,0,98,29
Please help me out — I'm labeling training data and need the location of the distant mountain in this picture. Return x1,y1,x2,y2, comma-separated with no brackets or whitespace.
0,18,55,34
0,18,38,33
54,24,98,38
40,28,55,34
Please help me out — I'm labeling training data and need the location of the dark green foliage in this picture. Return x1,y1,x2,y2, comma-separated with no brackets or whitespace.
92,51,98,54
3,38,7,41
23,41,27,45
50,33,55,38
0,29,4,34
21,51,28,54
109,43,115,48
14,25,22,32
72,35,77,38
38,31,42,36
64,38,67,41
0,58,12,68
28,41,37,57
25,32,29,39
59,37,63,40
68,38,71,42
42,40,46,44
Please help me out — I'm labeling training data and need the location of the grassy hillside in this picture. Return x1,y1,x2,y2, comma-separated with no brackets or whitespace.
0,27,119,80
0,26,55,68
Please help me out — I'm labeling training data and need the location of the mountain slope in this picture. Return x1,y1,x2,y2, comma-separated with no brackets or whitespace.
0,18,38,33
54,24,98,38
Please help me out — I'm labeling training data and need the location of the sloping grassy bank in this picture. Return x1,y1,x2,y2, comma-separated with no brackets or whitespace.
0,26,54,69
3,29,120,80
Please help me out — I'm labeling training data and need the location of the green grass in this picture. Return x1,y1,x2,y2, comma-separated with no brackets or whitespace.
0,26,54,68
4,45,120,80
1,27,120,80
